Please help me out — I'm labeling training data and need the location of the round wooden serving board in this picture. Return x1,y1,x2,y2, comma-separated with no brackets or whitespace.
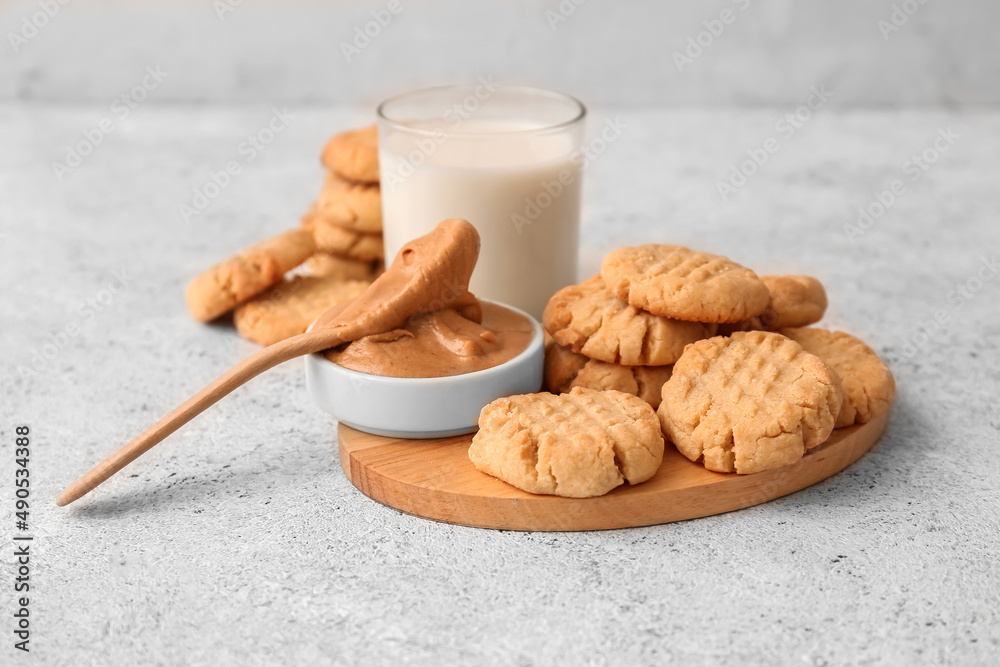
337,411,888,532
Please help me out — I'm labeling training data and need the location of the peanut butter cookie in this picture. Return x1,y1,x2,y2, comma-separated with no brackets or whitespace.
233,275,370,346
720,275,828,334
573,362,673,410
307,251,382,282
302,207,384,261
315,172,382,233
185,229,316,322
544,338,672,409
543,335,589,393
658,331,843,474
601,244,770,323
469,387,665,498
543,275,716,366
780,327,895,427
321,124,379,184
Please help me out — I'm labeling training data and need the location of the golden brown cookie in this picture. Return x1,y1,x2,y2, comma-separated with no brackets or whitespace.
185,229,316,322
302,207,384,261
760,275,827,329
543,335,589,393
719,275,828,334
544,338,672,409
232,275,370,346
573,363,673,410
658,331,843,474
315,172,382,233
307,251,381,282
543,275,716,366
601,244,770,323
321,124,379,184
779,327,895,427
469,387,665,498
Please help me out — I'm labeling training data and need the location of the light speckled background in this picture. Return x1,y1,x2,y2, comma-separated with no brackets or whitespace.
1,0,999,107
1,1,999,665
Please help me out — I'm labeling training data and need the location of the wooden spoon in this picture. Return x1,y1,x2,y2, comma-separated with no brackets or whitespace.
57,219,480,507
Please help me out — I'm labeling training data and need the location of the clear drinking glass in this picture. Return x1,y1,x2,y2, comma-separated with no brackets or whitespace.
377,84,586,319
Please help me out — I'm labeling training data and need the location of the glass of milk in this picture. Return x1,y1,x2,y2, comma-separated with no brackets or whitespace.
377,84,586,319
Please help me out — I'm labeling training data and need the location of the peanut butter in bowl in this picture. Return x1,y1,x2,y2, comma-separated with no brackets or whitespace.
324,301,535,378
304,218,545,438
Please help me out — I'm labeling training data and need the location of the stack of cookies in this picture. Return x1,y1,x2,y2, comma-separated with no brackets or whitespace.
184,124,387,346
542,246,834,411
301,125,385,280
484,243,896,497
542,272,717,410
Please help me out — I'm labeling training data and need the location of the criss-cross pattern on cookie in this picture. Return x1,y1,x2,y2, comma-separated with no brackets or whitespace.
470,388,664,498
658,331,842,474
543,275,715,365
602,244,770,323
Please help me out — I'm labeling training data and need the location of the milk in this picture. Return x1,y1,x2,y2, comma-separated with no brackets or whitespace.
379,120,583,320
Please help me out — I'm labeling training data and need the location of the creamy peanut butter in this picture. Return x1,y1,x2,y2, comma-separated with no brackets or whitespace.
314,218,535,378
312,218,482,343
325,301,534,378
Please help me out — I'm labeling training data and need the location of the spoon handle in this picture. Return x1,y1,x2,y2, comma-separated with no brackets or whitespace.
56,329,341,507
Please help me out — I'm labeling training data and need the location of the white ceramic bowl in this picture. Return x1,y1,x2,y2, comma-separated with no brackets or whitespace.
305,301,544,438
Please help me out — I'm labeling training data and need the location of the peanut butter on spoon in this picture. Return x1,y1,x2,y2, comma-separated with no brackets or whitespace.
57,219,514,507
313,217,483,340
315,218,532,378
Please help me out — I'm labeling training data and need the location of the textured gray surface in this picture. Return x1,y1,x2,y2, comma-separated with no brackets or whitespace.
1,104,999,666
2,0,999,107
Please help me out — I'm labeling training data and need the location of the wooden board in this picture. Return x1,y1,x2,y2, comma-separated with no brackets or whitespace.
337,411,888,532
